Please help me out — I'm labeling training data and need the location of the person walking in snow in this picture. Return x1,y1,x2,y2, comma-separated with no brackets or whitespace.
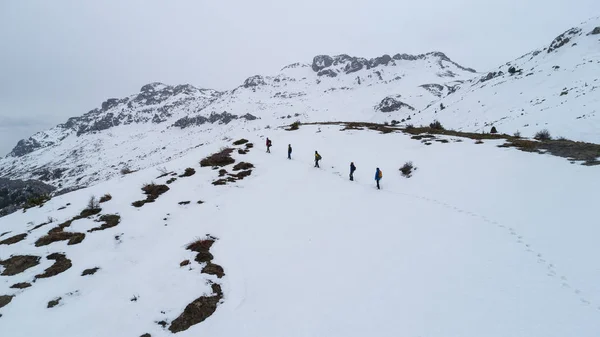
266,138,272,153
374,168,382,189
350,162,356,181
288,144,292,159
314,151,322,168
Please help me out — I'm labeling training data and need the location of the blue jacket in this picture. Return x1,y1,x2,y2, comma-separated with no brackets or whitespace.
375,169,382,181
350,163,356,172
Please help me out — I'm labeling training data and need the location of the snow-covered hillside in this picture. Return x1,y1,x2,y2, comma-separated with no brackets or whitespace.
0,50,477,190
1,124,599,337
3,17,599,191
412,17,600,142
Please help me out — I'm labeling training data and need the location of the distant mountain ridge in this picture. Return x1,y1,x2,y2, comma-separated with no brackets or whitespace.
1,16,599,193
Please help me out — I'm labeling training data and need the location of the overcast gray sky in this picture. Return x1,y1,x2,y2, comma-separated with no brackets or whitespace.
1,0,599,156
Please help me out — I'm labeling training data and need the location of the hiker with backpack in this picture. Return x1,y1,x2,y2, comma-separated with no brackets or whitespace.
350,162,356,181
288,144,292,159
314,151,322,168
375,168,382,189
266,138,272,153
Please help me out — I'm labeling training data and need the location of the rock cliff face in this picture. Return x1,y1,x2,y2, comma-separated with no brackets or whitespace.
0,178,56,217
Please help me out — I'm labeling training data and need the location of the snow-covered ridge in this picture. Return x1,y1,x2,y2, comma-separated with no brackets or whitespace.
411,17,600,142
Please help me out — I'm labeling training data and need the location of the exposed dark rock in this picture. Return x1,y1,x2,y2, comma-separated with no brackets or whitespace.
317,69,337,77
0,178,56,217
369,54,392,67
172,112,257,129
420,84,444,97
312,55,334,72
81,267,100,276
243,75,266,88
7,137,43,157
548,28,582,53
589,27,600,35
376,97,416,113
480,71,504,82
47,297,62,308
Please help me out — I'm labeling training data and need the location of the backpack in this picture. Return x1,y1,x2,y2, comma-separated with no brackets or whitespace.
316,153,322,160
378,170,383,179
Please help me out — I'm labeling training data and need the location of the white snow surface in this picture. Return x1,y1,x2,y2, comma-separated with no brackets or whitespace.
1,124,599,337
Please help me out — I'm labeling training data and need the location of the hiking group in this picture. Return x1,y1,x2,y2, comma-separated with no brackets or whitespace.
266,138,383,189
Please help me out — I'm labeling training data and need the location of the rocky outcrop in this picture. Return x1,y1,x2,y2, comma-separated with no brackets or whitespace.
420,84,444,97
480,71,504,83
317,69,338,77
312,55,334,72
172,112,257,129
311,51,475,75
243,75,266,88
0,178,56,217
589,27,600,35
548,28,582,53
376,97,415,113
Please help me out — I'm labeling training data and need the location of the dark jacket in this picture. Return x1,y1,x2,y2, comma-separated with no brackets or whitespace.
350,163,356,172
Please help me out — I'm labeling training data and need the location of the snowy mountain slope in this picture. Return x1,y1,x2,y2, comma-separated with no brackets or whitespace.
1,125,599,336
2,17,600,195
0,52,475,190
411,17,600,142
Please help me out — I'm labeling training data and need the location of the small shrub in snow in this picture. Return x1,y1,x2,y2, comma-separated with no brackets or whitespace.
400,161,415,178
405,124,415,130
99,194,112,203
87,196,100,211
429,120,444,130
513,130,521,138
534,129,552,141
200,148,235,167
232,138,249,146
490,126,498,134
287,121,301,131
120,164,133,175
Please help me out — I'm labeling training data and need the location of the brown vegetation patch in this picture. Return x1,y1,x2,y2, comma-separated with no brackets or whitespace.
230,170,252,180
238,149,248,155
0,233,27,245
179,168,196,177
218,169,228,177
35,253,72,279
200,148,235,167
166,177,177,184
168,283,223,333
81,267,100,276
245,143,254,149
180,260,190,267
232,138,249,145
79,207,102,218
88,214,121,233
35,231,85,247
233,162,254,171
306,121,600,165
99,194,112,203
0,255,41,276
47,297,62,308
0,295,14,308
202,263,225,278
10,282,32,289
178,201,191,205
132,184,170,207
